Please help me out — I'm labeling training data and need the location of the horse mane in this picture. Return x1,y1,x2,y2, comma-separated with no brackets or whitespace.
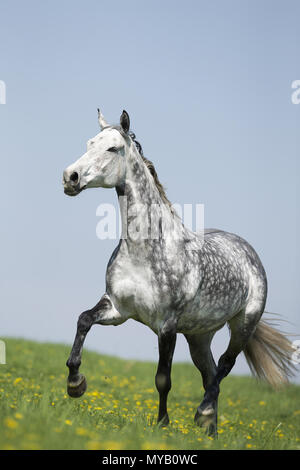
129,131,174,212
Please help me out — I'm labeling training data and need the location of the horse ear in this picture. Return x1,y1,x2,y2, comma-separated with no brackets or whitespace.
120,110,130,133
97,108,108,129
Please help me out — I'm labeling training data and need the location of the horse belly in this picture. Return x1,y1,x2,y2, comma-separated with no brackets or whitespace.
177,306,235,335
177,284,247,334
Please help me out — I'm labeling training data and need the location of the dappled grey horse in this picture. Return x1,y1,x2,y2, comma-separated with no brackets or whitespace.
63,110,294,436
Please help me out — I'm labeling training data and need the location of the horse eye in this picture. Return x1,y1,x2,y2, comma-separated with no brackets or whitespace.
107,146,118,152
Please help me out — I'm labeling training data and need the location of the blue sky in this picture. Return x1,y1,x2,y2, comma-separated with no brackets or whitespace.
0,0,299,381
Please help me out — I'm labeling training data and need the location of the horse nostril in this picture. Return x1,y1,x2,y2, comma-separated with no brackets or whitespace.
70,172,79,185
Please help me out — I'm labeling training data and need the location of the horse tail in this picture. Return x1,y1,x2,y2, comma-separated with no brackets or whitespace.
243,317,296,388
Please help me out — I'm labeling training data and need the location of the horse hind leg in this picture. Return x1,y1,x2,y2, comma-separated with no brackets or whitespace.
217,304,263,383
185,332,218,436
196,306,262,435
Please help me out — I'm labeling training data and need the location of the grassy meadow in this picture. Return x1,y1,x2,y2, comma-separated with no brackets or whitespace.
0,338,299,450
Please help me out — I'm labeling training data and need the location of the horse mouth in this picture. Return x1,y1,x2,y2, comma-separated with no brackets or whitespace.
64,185,87,197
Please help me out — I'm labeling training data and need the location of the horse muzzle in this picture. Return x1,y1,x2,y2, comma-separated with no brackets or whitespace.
63,169,86,196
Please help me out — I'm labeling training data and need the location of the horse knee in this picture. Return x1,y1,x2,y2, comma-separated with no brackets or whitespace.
155,371,171,394
77,310,93,334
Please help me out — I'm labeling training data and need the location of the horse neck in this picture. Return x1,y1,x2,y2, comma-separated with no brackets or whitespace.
116,144,183,246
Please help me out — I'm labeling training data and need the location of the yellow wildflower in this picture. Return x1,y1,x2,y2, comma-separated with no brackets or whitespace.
86,440,102,450
4,417,18,429
13,377,22,385
76,427,88,436
103,440,124,450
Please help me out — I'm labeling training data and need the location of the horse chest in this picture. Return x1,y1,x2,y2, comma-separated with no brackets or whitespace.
106,254,158,320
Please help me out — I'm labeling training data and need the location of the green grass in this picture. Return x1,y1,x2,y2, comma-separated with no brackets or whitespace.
0,338,299,450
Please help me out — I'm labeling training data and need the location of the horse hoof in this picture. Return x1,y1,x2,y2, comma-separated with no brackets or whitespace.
67,374,87,398
194,406,217,437
157,414,169,428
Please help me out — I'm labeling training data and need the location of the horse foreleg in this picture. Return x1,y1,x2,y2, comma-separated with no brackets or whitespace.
66,294,124,398
155,319,177,427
